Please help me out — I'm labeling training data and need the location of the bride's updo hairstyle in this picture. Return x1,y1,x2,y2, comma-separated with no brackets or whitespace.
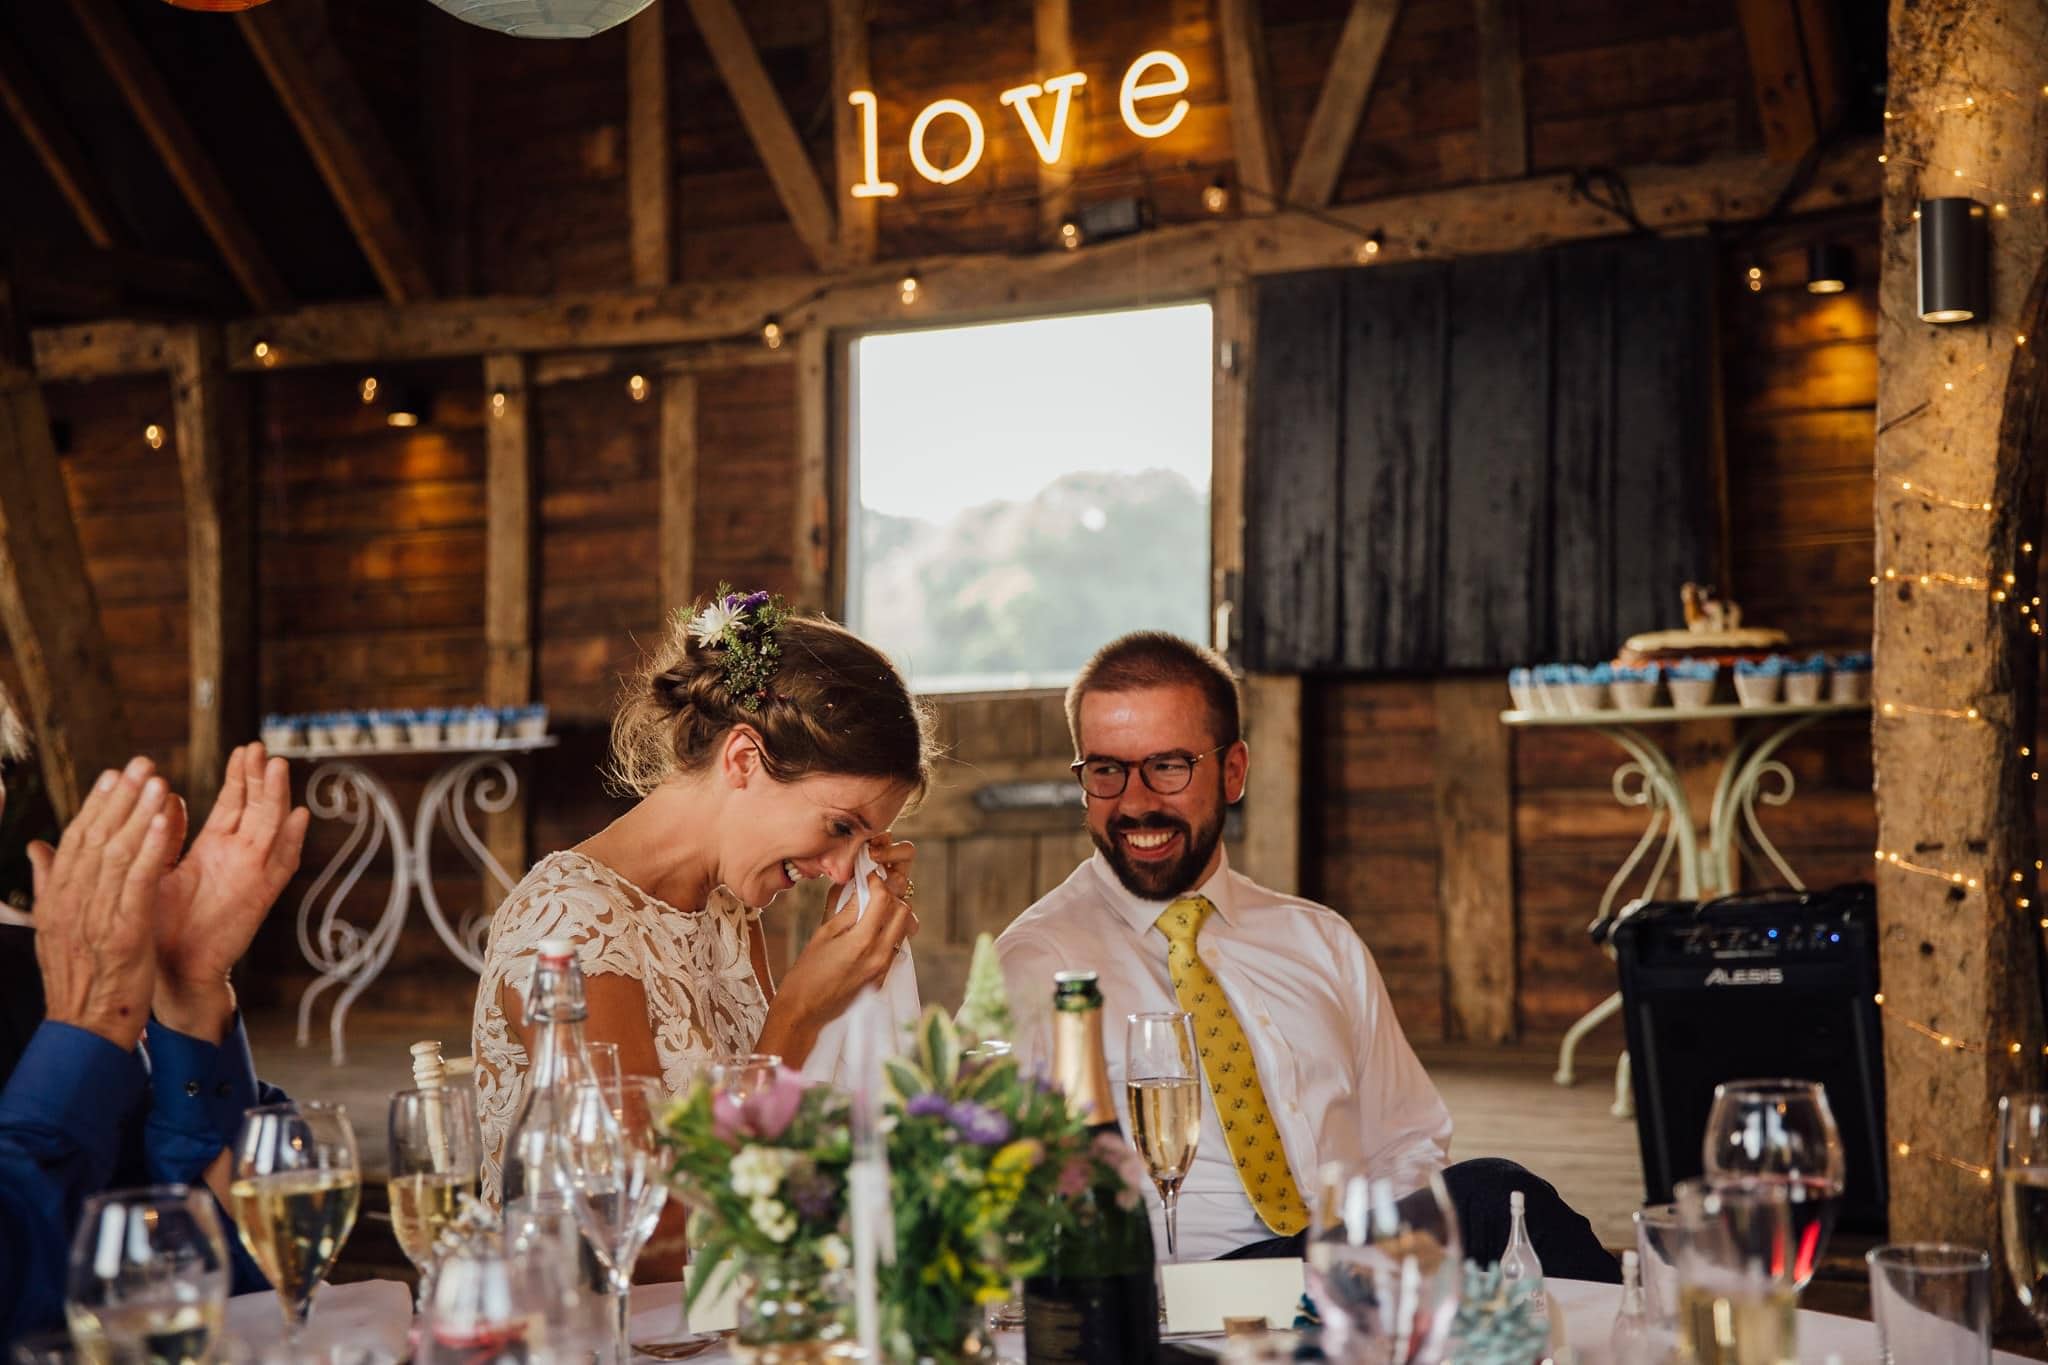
608,596,935,800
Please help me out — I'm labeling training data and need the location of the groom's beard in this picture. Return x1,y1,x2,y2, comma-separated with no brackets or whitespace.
1092,807,1226,901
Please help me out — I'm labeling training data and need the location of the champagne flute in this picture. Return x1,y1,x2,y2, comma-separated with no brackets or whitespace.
1674,1177,1799,1364
566,1075,672,1365
1125,1011,1201,1261
66,1185,230,1365
1701,1078,1845,1289
388,1086,482,1309
1998,1093,2048,1341
229,1100,362,1344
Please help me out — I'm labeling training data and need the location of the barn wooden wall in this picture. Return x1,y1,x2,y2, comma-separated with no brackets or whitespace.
1,0,1887,1038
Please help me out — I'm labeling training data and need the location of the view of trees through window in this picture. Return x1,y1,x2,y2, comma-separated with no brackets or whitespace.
846,304,1214,693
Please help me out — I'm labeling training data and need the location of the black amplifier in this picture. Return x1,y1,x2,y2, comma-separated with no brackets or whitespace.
1610,884,1888,1235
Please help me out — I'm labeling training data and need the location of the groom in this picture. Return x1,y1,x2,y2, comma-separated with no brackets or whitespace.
995,632,1618,1278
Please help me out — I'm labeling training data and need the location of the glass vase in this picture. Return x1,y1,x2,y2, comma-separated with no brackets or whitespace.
733,1250,848,1364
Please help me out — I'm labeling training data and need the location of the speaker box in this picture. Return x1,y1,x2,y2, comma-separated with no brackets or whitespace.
1611,884,1888,1235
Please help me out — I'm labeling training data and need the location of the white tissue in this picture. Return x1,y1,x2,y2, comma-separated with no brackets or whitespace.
799,846,922,1084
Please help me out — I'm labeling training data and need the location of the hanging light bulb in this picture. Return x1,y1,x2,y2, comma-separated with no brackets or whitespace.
359,376,380,404
1202,177,1230,214
423,0,653,37
1746,264,1764,293
160,0,277,9
252,339,276,367
490,390,508,419
900,273,920,305
762,317,785,350
627,374,649,402
1353,230,1384,264
1059,221,1082,251
143,423,165,450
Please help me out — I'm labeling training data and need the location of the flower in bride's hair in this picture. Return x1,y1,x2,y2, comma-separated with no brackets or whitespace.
689,597,743,647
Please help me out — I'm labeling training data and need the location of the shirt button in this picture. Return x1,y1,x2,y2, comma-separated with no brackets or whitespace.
184,1080,201,1098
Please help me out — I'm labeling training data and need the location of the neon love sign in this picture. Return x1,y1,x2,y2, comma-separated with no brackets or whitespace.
846,50,1192,197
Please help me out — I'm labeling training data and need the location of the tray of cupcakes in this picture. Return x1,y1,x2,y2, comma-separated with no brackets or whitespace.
258,704,553,757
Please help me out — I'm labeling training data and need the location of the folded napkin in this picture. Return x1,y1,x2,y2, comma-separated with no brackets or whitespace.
800,845,922,1085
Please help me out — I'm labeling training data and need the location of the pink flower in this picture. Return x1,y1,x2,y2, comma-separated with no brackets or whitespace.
1057,1158,1093,1199
711,1068,808,1144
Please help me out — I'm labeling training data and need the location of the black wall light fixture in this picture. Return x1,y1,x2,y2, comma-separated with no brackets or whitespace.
1806,242,1853,295
1918,197,1988,323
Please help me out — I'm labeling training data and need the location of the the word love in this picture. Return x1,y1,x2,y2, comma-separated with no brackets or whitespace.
846,49,1192,197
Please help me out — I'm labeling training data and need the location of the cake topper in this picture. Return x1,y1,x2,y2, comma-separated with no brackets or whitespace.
1681,582,1743,634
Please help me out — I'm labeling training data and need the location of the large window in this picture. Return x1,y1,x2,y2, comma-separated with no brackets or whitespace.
846,303,1213,693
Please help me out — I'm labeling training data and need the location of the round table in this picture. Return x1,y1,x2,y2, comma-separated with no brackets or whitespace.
231,1276,2040,1363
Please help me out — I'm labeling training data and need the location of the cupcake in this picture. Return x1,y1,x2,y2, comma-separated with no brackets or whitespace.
1830,652,1873,703
259,714,300,753
368,708,406,748
328,710,368,750
515,704,550,741
409,708,445,748
1610,663,1661,711
1508,667,1536,714
1733,657,1785,707
1668,659,1720,708
1564,663,1612,714
1783,654,1829,705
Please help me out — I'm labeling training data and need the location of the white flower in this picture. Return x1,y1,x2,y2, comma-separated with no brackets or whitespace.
750,1197,797,1243
818,1235,850,1272
729,1146,788,1200
689,598,742,646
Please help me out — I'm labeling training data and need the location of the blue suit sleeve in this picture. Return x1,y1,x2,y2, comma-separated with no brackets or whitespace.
0,1022,146,1343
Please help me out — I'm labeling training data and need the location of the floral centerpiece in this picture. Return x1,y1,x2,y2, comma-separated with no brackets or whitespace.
657,937,1150,1362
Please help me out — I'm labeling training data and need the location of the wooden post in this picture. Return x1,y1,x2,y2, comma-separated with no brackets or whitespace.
1874,0,2048,1249
483,354,533,889
627,3,673,287
1241,673,1301,895
657,372,698,614
0,299,132,818
167,325,253,815
1433,678,1517,1042
1033,0,1077,244
793,326,830,614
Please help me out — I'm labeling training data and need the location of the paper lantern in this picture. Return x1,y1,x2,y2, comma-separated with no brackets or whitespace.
424,0,655,37
160,0,276,9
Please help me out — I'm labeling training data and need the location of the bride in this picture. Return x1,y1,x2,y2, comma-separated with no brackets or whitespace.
472,590,931,1203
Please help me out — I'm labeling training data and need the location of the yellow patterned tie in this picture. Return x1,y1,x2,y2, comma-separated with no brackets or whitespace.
1155,895,1308,1235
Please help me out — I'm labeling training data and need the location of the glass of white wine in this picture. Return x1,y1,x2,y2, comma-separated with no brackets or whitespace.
1125,1011,1201,1261
388,1086,481,1309
230,1100,362,1345
1673,1177,1799,1365
1998,1092,2048,1343
65,1185,229,1365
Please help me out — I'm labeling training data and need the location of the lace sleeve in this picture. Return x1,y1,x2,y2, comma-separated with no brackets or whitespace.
472,854,649,1204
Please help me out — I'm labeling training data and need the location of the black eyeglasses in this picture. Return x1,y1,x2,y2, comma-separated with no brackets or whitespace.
1070,746,1229,799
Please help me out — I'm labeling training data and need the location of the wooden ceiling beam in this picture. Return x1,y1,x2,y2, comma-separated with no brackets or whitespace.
69,0,290,312
1286,0,1400,208
236,4,436,303
828,0,875,265
1217,0,1282,215
27,140,1878,380
683,0,839,271
1474,0,1528,180
1735,0,1836,163
627,3,674,286
0,33,124,249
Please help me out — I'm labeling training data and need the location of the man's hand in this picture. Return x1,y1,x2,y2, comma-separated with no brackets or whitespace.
152,742,311,1040
27,758,177,1050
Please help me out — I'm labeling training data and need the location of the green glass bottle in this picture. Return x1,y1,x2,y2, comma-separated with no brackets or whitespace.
1023,970,1160,1364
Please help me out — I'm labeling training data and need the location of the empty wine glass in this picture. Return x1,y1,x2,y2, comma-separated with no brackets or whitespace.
1125,1012,1201,1262
566,1075,671,1365
66,1185,229,1365
707,1053,781,1105
388,1086,482,1309
229,1100,362,1344
1306,1166,1462,1365
1701,1078,1845,1288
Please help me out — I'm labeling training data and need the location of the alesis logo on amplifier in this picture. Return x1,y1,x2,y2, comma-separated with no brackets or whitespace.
1703,967,1785,986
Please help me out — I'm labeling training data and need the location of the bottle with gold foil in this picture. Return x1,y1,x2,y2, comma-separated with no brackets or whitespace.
1024,970,1160,1364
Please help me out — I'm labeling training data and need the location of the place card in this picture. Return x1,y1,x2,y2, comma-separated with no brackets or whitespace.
1159,1258,1305,1336
689,1260,742,1333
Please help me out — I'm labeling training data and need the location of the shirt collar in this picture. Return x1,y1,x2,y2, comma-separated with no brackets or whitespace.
1088,846,1239,939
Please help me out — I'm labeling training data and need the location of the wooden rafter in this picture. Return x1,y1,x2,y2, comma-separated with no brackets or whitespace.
1735,0,1842,163
1033,0,1077,243
828,0,875,265
166,326,252,818
684,0,839,271
627,3,673,286
1286,0,1400,207
0,33,124,249
1474,0,1527,181
1217,0,1282,214
237,4,436,303
69,0,289,311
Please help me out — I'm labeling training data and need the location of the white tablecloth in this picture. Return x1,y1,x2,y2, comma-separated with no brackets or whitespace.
232,1278,2041,1363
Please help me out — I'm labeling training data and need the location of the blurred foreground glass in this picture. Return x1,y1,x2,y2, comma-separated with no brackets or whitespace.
1673,1178,1797,1365
1998,1092,2048,1342
707,1054,781,1105
66,1185,229,1365
1867,1244,1991,1365
229,1102,361,1346
1633,1201,1683,1361
387,1087,481,1308
1306,1167,1460,1365
1700,1079,1845,1289
566,1077,670,1365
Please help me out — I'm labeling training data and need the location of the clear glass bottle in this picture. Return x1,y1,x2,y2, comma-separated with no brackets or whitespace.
1499,1190,1562,1353
1608,1248,1650,1364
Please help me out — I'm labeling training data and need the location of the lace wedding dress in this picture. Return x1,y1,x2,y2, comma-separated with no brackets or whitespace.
471,850,769,1203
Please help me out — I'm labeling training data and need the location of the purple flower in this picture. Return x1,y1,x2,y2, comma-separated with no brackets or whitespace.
946,1101,1012,1147
711,1067,809,1144
786,1168,837,1221
906,1093,951,1118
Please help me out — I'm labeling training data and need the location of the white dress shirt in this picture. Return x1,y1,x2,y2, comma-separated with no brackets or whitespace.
995,850,1454,1261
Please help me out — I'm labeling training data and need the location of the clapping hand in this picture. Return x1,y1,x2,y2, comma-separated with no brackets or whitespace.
26,758,179,1051
152,742,312,1040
